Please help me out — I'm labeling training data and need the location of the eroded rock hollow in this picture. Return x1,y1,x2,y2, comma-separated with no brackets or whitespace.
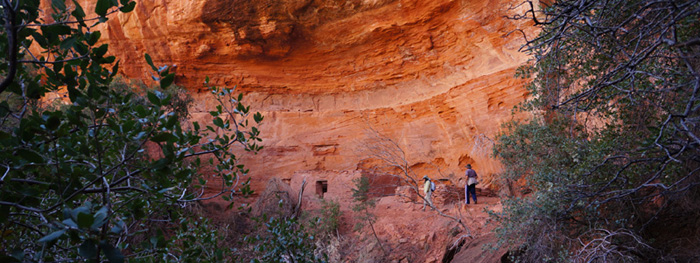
89,0,532,194
62,0,537,261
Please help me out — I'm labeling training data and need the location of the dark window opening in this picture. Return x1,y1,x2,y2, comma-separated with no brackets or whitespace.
316,180,328,198
282,178,291,186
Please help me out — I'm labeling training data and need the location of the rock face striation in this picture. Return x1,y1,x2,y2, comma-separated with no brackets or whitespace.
62,0,536,261
84,0,532,196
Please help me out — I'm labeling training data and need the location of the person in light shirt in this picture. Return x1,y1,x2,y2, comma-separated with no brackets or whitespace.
422,176,435,211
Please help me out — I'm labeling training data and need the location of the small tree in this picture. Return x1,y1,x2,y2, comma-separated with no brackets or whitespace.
317,198,342,237
351,176,386,254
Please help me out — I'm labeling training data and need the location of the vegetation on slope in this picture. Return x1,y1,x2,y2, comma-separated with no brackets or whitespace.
494,0,700,261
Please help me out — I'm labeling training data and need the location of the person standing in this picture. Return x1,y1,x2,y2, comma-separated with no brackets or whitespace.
465,164,478,204
422,176,435,211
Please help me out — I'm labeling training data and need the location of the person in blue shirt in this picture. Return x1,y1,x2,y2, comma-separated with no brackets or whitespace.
465,164,478,204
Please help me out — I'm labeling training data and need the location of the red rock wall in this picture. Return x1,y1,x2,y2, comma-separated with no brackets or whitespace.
78,0,533,192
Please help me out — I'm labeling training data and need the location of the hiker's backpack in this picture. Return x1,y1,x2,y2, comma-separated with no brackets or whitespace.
430,181,436,192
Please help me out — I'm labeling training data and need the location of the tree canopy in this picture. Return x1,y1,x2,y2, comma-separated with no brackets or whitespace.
495,0,700,261
0,1,262,261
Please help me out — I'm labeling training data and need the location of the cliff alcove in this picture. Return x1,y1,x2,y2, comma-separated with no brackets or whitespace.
10,0,696,262
93,0,532,189
84,0,535,261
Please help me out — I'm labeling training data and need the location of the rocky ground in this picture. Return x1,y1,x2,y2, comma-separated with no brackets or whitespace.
303,179,508,263
356,195,506,263
202,175,509,262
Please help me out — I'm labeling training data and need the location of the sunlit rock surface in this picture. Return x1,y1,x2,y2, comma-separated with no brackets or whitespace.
83,0,532,192
62,0,535,261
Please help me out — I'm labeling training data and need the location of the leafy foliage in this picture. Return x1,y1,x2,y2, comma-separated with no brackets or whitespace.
351,176,386,254
316,198,342,237
247,215,327,263
0,1,263,262
494,0,700,261
110,77,194,122
351,176,376,232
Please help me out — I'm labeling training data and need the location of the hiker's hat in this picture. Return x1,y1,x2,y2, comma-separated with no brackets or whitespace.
422,175,429,180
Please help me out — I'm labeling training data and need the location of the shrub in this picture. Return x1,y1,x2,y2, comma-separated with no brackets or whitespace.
0,1,263,261
493,0,700,261
318,198,342,237
247,215,328,263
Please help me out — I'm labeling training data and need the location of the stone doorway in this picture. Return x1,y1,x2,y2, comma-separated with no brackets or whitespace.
315,180,328,198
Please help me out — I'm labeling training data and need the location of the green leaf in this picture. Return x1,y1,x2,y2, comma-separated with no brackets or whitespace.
72,0,86,20
16,149,44,163
0,206,8,223
45,24,72,35
18,27,37,41
87,31,101,46
66,86,81,102
52,0,67,11
99,241,124,263
42,25,72,44
119,1,136,12
62,218,78,228
95,0,113,16
62,208,72,220
79,240,98,260
92,44,109,58
164,113,177,128
31,32,48,48
0,131,11,141
146,92,161,106
151,133,178,143
160,73,175,89
10,249,24,261
74,42,89,55
236,103,246,114
87,85,102,100
254,112,264,123
159,66,170,76
193,121,200,131
110,61,120,77
59,36,77,50
76,212,95,228
92,207,108,229
104,55,116,64
144,54,158,72
149,236,158,247
110,223,123,234
0,255,20,263
38,229,66,243
213,117,224,128
71,206,91,219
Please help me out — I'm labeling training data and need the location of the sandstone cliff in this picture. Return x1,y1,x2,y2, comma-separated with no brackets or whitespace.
74,0,534,261
84,0,532,192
